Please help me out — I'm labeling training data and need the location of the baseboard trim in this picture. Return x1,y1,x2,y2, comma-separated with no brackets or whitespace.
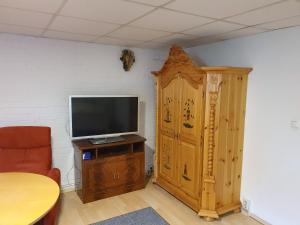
61,183,75,193
249,213,272,225
242,210,271,225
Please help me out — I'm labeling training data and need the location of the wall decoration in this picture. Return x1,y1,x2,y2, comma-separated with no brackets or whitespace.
120,49,135,71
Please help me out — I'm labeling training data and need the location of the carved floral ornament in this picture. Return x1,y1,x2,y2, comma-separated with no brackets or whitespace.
151,45,199,77
209,74,222,92
183,98,195,129
163,97,173,123
206,74,222,176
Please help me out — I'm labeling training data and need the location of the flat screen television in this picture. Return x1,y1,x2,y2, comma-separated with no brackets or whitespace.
69,95,139,140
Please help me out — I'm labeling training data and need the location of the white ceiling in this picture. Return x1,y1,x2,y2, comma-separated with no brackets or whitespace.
0,0,299,48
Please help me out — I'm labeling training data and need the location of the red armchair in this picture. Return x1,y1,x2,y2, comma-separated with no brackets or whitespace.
0,126,60,225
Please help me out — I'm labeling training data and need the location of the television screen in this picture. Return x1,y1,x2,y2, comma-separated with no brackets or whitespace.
70,96,138,139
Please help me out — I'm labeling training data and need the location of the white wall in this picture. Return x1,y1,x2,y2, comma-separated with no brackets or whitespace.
188,27,300,225
0,33,163,190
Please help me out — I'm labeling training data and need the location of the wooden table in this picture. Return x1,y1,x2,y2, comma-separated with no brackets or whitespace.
0,172,60,225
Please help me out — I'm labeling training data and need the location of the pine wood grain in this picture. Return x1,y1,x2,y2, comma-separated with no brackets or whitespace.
152,45,252,221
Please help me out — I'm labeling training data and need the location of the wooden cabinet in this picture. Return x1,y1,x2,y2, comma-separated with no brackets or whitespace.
152,45,252,221
73,135,145,203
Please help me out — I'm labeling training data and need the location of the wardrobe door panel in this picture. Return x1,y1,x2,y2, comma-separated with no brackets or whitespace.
159,133,177,184
178,78,203,144
160,78,178,136
177,77,203,198
178,141,198,197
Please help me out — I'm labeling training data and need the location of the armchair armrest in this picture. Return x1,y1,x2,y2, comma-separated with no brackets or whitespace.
40,168,61,225
47,168,61,186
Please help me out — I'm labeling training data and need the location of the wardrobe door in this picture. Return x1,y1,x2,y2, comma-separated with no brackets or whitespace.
158,78,179,184
160,78,178,135
177,77,204,197
159,134,177,183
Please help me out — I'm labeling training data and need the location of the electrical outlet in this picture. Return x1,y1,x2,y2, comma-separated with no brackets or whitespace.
242,198,251,213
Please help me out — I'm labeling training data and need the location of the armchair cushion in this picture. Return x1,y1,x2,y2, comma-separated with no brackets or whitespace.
0,126,60,225
0,126,52,172
0,126,51,148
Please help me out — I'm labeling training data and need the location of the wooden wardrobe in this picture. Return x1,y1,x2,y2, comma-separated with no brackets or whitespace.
152,45,252,221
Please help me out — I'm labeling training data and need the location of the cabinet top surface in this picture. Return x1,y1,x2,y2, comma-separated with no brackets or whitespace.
72,134,146,150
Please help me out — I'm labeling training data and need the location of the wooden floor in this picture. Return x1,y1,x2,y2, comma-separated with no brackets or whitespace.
58,181,261,225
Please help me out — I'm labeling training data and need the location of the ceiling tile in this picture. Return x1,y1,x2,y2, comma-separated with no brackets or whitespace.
152,33,196,43
186,37,225,47
0,23,43,36
183,21,244,37
109,26,171,41
137,41,170,49
216,27,268,40
0,7,52,28
258,15,300,29
228,1,300,26
60,0,154,24
130,8,213,32
0,0,64,13
94,37,143,46
125,0,172,6
49,16,120,36
164,0,280,19
43,30,97,42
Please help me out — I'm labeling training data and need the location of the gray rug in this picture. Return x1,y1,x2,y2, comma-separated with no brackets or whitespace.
90,207,169,225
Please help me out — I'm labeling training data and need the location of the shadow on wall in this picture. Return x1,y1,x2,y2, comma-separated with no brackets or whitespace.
139,101,145,137
139,101,154,173
185,49,207,66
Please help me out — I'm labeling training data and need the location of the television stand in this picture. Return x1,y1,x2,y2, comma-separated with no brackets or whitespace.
73,134,146,203
90,136,125,145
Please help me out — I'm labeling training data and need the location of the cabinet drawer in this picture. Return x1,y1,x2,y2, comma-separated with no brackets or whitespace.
85,153,144,191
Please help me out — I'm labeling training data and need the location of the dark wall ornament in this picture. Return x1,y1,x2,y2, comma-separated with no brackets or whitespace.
120,49,135,71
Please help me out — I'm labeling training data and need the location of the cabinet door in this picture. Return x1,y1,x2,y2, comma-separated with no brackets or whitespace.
85,160,116,191
160,78,178,135
114,154,144,187
178,78,203,143
178,142,198,196
177,77,204,197
159,133,177,184
86,154,144,191
158,77,179,184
